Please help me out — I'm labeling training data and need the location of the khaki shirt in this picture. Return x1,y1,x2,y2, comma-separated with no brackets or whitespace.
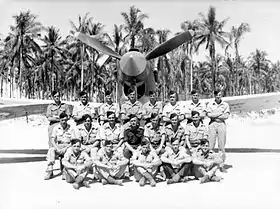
51,123,76,144
120,100,143,118
162,102,183,118
99,102,120,118
185,100,207,116
185,122,208,147
132,149,160,165
207,100,230,120
99,122,124,145
194,149,222,162
46,102,71,125
72,102,96,119
76,122,101,145
63,147,92,166
161,146,189,168
142,101,163,119
96,147,126,165
144,122,165,148
165,124,186,144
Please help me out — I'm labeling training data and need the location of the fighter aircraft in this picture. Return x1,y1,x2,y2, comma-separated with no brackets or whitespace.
74,30,195,99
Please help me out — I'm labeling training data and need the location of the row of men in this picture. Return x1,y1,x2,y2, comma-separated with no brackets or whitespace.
47,130,223,189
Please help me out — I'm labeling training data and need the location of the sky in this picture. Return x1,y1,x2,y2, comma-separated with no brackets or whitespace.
0,0,279,62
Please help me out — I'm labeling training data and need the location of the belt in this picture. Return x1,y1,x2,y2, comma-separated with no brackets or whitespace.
57,141,70,145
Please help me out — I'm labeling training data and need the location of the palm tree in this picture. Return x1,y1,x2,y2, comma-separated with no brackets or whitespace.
7,10,42,98
195,6,229,91
121,5,148,49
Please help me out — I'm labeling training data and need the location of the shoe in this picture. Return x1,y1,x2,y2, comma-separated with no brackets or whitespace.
167,179,174,185
115,179,124,186
219,167,228,173
211,175,223,182
150,179,156,187
61,171,66,180
101,179,108,185
44,171,53,180
82,180,91,188
181,176,190,183
139,177,146,187
75,176,84,184
200,174,210,184
73,183,80,190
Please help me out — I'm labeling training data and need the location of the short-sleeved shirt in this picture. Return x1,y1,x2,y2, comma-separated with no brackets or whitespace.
99,102,120,118
120,100,143,118
161,146,189,168
76,122,101,145
144,122,165,148
194,149,222,162
63,147,92,166
142,101,163,118
72,102,96,122
46,102,71,125
164,124,186,144
96,147,126,165
185,100,207,116
162,102,183,118
207,100,230,123
51,123,76,144
132,149,160,164
185,122,208,147
99,122,124,145
123,125,144,147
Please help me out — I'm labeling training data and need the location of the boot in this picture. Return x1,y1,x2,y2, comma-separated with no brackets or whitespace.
211,175,223,182
73,182,80,190
44,165,53,180
142,172,156,187
101,179,108,185
200,174,210,184
139,177,146,187
107,176,123,186
167,174,180,184
82,180,91,188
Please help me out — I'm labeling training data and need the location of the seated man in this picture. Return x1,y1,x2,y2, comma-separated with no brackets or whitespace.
123,114,144,159
142,90,163,123
44,112,76,180
72,91,96,126
184,111,208,154
131,139,162,187
94,140,129,186
192,139,223,184
76,114,101,158
161,138,192,184
120,88,143,125
99,90,120,125
144,113,166,155
162,91,185,124
164,113,186,147
62,139,93,189
99,111,124,151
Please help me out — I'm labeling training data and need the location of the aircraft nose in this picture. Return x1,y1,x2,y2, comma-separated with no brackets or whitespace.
120,51,147,76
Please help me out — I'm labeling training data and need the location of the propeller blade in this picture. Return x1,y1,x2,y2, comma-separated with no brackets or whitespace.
145,68,157,94
74,32,121,59
145,30,194,60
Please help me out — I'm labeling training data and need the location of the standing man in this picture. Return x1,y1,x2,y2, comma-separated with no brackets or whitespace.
99,90,120,125
142,90,163,123
46,90,71,148
44,112,76,180
162,91,184,124
131,139,161,187
161,138,192,184
62,139,93,189
94,140,129,186
184,90,207,124
206,89,230,172
120,88,143,125
72,91,96,126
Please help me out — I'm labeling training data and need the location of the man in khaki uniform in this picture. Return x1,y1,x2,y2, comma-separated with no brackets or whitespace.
72,91,96,126
142,91,163,123
207,89,230,172
99,90,120,125
184,111,208,154
162,91,184,123
99,111,124,151
165,113,187,147
76,114,101,158
62,139,93,189
44,112,75,180
131,139,162,187
184,90,207,124
161,138,192,184
192,139,223,183
120,88,143,124
94,140,129,186
46,90,71,148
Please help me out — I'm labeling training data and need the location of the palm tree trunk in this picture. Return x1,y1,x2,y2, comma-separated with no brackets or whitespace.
81,44,85,91
19,45,22,98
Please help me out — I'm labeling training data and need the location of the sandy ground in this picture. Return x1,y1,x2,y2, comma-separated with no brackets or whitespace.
1,112,280,209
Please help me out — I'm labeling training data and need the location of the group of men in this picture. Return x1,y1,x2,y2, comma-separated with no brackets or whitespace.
44,87,230,189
